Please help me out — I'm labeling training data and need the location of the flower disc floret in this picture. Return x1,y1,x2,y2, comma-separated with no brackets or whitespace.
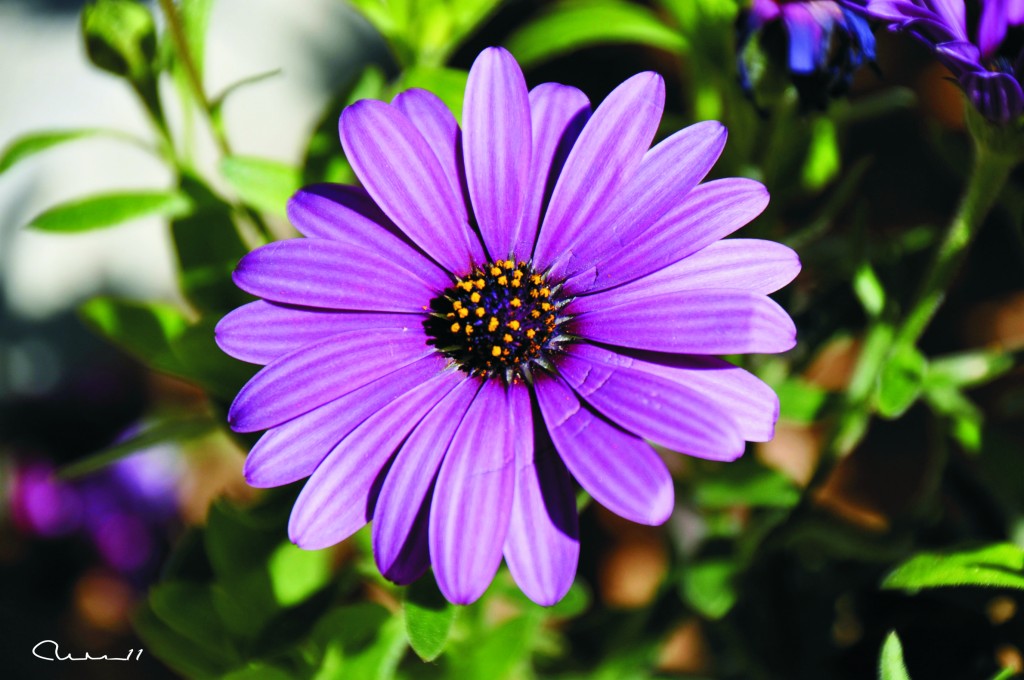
426,259,567,380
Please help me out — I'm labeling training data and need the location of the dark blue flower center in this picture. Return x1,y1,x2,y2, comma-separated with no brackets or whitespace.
425,259,568,381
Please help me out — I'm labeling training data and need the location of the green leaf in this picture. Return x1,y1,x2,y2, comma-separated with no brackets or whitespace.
134,602,233,679
312,604,407,680
546,581,592,619
267,542,333,607
506,0,686,70
990,669,1017,680
222,664,294,680
180,0,215,80
776,377,829,423
927,350,1014,388
149,582,237,660
220,155,301,216
171,317,257,401
82,0,158,80
403,576,457,662
79,297,190,376
879,631,911,680
396,66,469,122
853,262,886,318
58,416,216,479
682,558,738,620
875,343,927,419
883,543,1024,592
28,190,192,232
802,117,841,190
0,129,149,175
922,385,984,452
694,461,801,509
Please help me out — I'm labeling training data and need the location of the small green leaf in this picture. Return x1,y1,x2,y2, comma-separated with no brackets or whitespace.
149,582,236,660
875,343,927,419
58,416,216,479
883,543,1024,592
922,384,984,452
879,631,911,680
82,0,158,80
403,576,458,662
776,377,829,423
802,117,841,190
79,297,190,376
694,462,801,509
0,129,149,175
267,542,333,607
134,601,234,679
28,190,192,232
312,604,407,680
180,0,215,80
927,350,1014,388
853,262,886,318
990,669,1017,680
506,0,686,70
682,558,738,620
221,155,301,216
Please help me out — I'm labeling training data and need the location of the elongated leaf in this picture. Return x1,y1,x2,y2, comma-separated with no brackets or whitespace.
0,129,149,174
79,297,190,376
875,343,927,419
134,602,234,679
82,0,157,80
220,155,301,216
853,262,886,318
58,416,217,479
683,558,738,620
404,576,457,662
506,0,686,69
879,631,911,680
267,542,333,607
927,350,1014,388
149,582,236,659
180,0,215,80
883,543,1024,592
28,190,192,232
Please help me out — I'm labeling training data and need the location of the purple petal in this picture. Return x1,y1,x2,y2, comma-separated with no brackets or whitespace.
571,343,779,443
925,0,967,39
533,72,665,272
392,89,465,204
557,348,745,460
503,433,579,606
243,353,451,487
963,70,1024,125
517,83,590,258
216,301,414,365
340,99,485,273
534,373,673,525
934,40,982,75
568,178,769,294
430,380,517,605
578,239,801,309
979,0,1008,59
782,4,826,74
288,370,465,549
463,47,532,260
383,489,432,585
373,379,481,580
288,183,400,243
233,239,447,312
571,288,797,355
228,327,434,433
569,121,728,271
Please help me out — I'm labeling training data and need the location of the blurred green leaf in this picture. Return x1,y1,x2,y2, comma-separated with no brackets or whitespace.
150,582,237,660
883,543,1024,592
82,0,158,80
221,665,293,680
989,669,1017,680
547,581,592,618
922,384,984,452
506,0,686,70
397,66,469,122
802,117,841,190
456,611,544,680
305,66,386,185
927,350,1014,388
312,604,407,680
682,558,738,620
28,190,192,232
172,317,257,401
879,631,911,680
135,601,234,679
179,0,214,80
776,377,828,423
220,155,301,217
267,542,333,607
79,297,190,376
58,416,216,479
875,343,927,419
0,129,151,174
694,462,801,509
403,576,457,662
853,262,886,318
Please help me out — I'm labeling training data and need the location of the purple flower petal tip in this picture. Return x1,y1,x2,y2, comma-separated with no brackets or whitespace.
217,47,799,605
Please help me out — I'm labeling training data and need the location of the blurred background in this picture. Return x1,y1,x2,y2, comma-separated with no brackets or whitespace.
2,1,1024,678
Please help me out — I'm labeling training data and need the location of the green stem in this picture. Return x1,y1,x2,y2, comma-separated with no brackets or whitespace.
895,145,1014,347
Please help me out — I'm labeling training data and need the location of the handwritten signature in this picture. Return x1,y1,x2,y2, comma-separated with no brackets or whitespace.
32,640,143,662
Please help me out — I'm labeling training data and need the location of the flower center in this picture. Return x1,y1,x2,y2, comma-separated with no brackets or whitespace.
425,259,568,381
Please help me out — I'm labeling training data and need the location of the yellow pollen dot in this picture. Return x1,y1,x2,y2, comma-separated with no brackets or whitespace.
503,260,514,269
450,323,460,333
469,292,481,303
526,329,536,338
446,312,454,319
541,302,553,311
531,310,541,318
474,279,486,290
530,274,543,285
497,275,508,286
488,317,499,332
508,320,521,331
540,288,551,297
513,270,523,279
475,307,486,318
511,279,521,287
510,298,522,308
491,346,502,357
503,334,513,343
490,266,502,276
459,281,473,291
466,326,473,335
452,301,463,310
503,348,510,356
458,308,469,318
529,289,540,298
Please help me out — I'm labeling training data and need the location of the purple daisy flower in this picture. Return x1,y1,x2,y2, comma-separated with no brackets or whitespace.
739,0,876,109
216,47,800,606
847,0,1024,123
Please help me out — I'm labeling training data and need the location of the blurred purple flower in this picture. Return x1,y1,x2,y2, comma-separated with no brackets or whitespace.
739,0,877,109
9,445,181,576
847,0,1024,123
216,47,800,605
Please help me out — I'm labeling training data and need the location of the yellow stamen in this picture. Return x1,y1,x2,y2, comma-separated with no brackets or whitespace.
540,287,551,298
541,302,552,311
526,329,536,339
530,274,543,285
450,323,460,333
503,259,514,269
452,300,463,310
530,310,541,318
488,317,499,332
510,298,522,308
491,346,502,357
474,279,486,290
470,292,481,303
475,307,486,318
508,320,520,331
503,334,513,343
497,275,508,286
458,308,469,318
490,266,502,276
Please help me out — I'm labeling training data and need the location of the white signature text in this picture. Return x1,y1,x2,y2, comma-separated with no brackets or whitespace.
32,640,143,662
